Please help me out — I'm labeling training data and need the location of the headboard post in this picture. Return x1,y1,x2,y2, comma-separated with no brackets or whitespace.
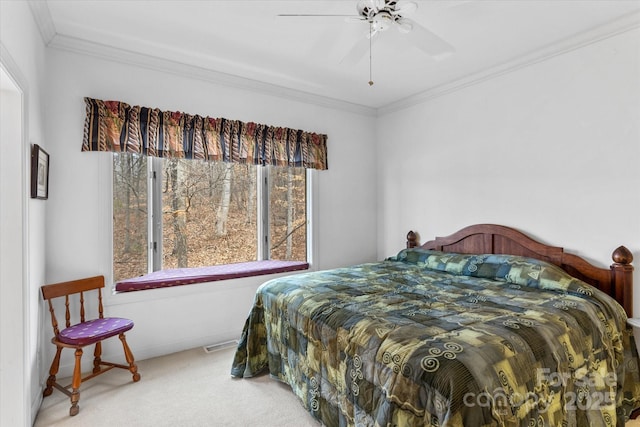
407,231,418,248
611,246,634,317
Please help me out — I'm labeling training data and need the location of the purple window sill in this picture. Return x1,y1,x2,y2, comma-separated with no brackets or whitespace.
114,260,309,293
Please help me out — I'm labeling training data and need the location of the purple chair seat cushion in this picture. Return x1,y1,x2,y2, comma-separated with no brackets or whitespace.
58,317,134,346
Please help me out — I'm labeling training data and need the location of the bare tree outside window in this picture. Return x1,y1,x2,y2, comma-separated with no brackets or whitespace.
161,160,258,269
270,167,306,262
113,153,148,281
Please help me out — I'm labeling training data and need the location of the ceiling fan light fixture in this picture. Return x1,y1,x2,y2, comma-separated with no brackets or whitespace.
371,12,393,32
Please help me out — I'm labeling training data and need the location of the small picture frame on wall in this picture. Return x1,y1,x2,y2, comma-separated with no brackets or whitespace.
30,144,49,199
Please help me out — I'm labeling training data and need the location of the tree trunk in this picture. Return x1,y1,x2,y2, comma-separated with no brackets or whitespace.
286,168,294,259
216,163,233,236
246,165,256,224
123,154,132,253
170,159,188,267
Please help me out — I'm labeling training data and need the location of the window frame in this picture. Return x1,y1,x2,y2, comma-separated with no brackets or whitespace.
106,154,316,296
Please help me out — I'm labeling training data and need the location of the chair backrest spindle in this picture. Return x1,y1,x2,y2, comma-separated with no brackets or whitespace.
79,291,85,323
47,299,60,336
98,288,104,319
65,295,71,328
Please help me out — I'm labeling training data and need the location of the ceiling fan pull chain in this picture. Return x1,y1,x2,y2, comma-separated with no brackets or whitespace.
368,22,374,86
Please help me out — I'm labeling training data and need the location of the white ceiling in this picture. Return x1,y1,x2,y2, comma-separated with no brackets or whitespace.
33,0,640,112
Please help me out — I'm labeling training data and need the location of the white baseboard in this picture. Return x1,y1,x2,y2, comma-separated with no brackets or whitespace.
31,388,43,425
53,333,238,379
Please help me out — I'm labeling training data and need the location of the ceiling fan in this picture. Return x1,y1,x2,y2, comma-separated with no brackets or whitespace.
278,0,455,85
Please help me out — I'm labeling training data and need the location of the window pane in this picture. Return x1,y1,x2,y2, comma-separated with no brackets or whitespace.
113,153,148,282
269,166,306,261
161,160,258,269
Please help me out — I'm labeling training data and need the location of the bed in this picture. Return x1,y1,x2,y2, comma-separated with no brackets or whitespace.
231,224,640,426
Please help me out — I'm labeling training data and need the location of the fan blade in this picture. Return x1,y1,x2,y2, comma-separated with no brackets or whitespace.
277,14,361,17
369,27,382,39
340,31,380,66
358,0,377,13
356,1,368,15
398,18,455,59
397,18,412,33
391,1,417,15
345,16,368,23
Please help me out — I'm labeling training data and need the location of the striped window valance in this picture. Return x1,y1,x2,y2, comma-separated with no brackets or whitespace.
81,97,328,170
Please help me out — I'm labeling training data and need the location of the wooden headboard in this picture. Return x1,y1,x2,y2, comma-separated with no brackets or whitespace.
406,224,634,317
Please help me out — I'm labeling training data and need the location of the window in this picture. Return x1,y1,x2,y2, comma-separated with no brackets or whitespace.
112,153,307,283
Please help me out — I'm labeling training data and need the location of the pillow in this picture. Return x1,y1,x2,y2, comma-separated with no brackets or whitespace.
392,248,583,291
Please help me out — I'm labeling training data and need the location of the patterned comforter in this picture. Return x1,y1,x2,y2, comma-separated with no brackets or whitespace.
231,249,640,426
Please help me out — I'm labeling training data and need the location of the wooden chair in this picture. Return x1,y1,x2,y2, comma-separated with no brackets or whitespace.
41,275,140,416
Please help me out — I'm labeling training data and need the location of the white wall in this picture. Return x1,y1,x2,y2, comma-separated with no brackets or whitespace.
0,80,27,427
43,48,378,377
0,1,48,425
376,28,640,317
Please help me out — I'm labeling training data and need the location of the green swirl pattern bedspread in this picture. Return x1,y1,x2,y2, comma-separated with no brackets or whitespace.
231,249,640,426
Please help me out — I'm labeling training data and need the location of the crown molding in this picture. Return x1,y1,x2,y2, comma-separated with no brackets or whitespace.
378,10,640,116
46,34,376,117
27,0,56,45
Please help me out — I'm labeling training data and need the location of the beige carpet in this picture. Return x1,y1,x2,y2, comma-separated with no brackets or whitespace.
33,346,320,427
34,346,640,427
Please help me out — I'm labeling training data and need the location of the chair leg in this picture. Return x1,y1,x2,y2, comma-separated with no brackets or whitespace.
119,333,141,382
93,341,102,374
43,346,63,397
69,348,83,416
